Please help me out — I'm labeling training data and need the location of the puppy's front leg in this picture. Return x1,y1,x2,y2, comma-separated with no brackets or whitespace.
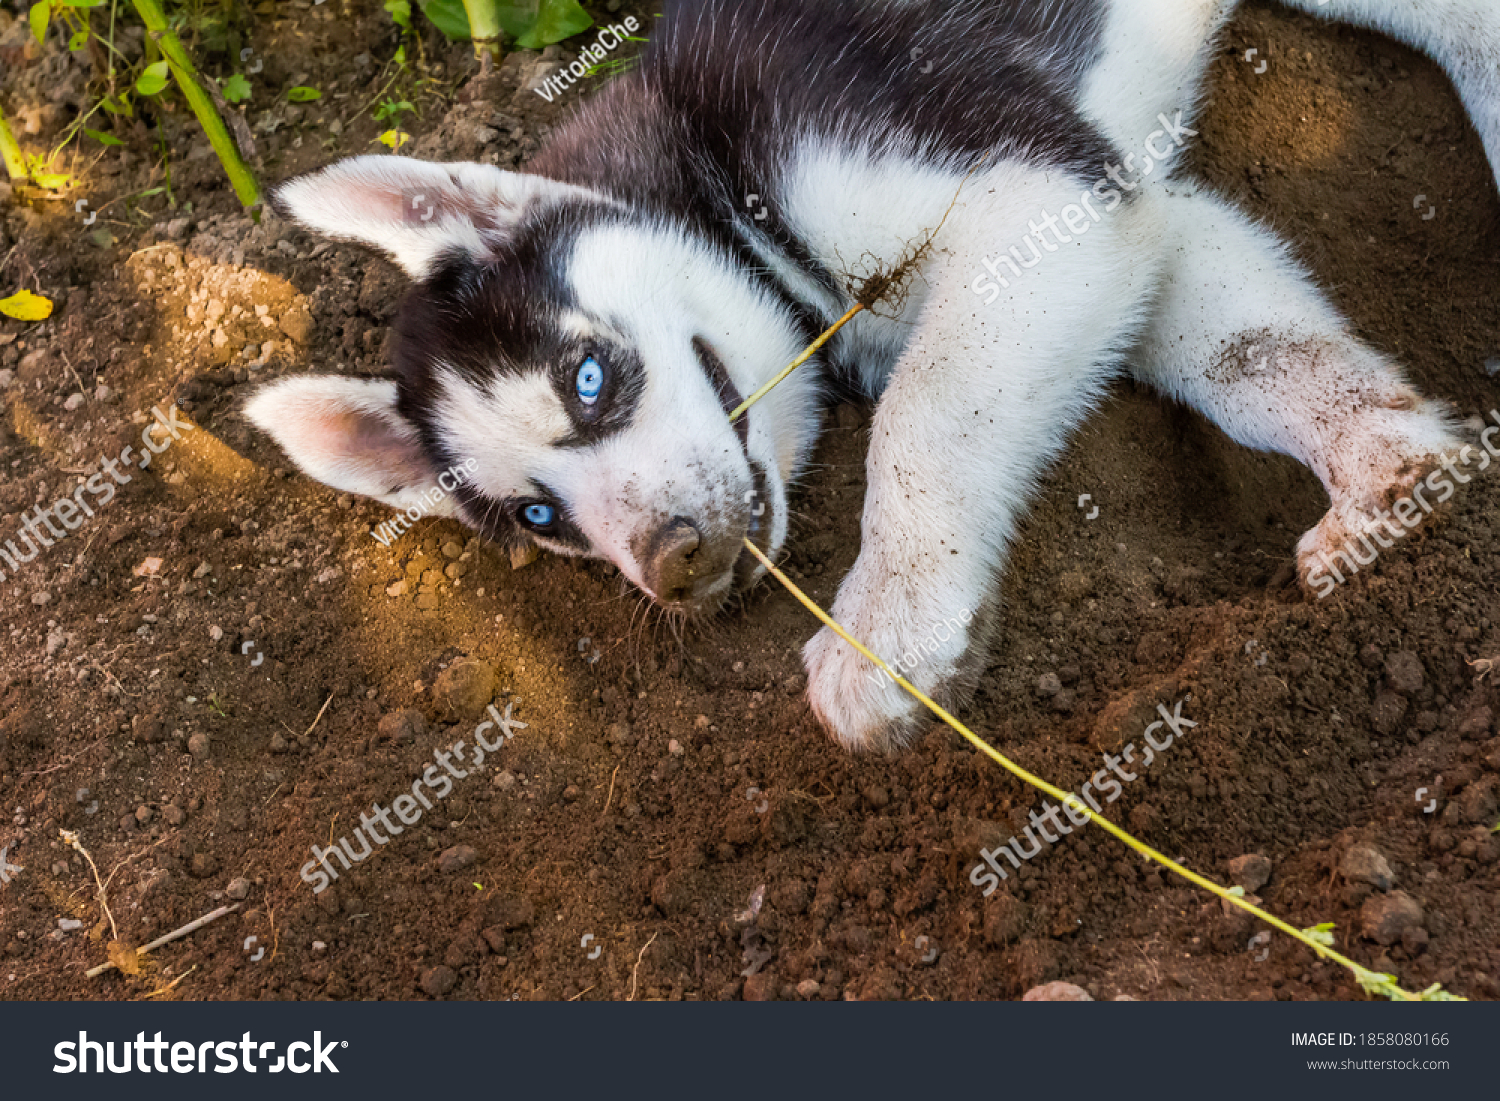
804,178,1162,751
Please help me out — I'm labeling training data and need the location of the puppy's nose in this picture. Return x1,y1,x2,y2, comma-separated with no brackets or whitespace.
645,517,703,604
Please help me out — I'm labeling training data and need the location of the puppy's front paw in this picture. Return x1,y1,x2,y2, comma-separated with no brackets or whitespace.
802,586,977,752
804,626,927,752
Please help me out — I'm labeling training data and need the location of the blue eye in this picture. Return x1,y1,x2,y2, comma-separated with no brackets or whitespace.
522,503,555,528
576,356,604,405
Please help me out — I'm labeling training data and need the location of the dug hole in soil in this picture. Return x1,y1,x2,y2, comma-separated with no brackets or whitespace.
0,0,1497,1001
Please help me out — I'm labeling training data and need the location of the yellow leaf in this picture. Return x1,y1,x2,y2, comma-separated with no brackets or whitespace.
0,289,53,321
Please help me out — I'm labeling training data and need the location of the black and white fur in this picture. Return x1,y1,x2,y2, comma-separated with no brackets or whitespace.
247,0,1500,751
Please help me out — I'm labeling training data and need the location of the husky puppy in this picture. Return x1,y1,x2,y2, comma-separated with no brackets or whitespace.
247,0,1500,751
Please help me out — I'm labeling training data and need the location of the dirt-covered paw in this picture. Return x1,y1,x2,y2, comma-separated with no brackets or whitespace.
803,624,929,752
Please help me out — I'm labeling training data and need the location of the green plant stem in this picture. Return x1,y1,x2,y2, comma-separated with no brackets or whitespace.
129,0,260,208
461,0,503,62
0,107,27,182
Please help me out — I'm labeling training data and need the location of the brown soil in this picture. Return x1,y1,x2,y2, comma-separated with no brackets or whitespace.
1,1,1497,1002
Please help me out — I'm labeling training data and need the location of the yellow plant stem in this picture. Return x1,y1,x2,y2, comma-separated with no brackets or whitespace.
741,518,1442,1001
728,303,864,423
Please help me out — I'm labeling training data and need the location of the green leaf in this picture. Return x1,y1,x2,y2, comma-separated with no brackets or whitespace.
286,86,323,102
418,0,469,40
373,99,414,121
222,73,252,103
385,0,412,29
60,0,107,7
136,61,170,97
28,1,51,45
0,289,54,321
1300,922,1336,948
83,128,124,146
508,0,592,49
67,28,88,51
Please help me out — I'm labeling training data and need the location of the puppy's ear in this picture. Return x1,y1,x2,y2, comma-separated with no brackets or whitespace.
269,156,605,279
244,376,458,517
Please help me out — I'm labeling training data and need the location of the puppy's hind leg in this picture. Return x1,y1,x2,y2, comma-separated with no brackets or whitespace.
1129,183,1463,591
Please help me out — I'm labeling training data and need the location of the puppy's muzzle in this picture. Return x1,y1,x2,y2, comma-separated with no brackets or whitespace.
643,516,735,609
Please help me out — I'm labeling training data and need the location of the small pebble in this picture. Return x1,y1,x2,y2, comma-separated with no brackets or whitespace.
420,965,457,997
1022,981,1093,1002
439,845,478,873
1360,891,1424,945
1228,853,1272,893
226,877,251,900
1383,651,1425,695
187,732,211,759
433,660,497,720
1340,843,1395,891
